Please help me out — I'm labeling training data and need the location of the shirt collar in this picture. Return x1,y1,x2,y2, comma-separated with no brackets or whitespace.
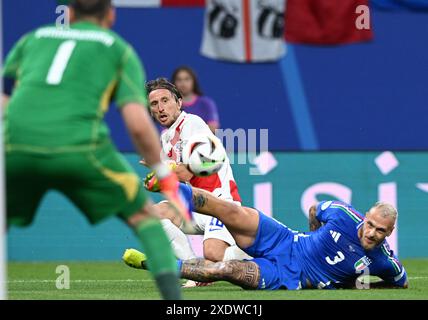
169,111,187,132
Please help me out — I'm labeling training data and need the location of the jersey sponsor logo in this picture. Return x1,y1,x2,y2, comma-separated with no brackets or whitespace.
321,201,333,211
329,230,341,243
325,251,345,265
354,256,372,272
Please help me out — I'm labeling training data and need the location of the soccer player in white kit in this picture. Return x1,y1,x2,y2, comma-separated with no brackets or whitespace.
144,78,250,286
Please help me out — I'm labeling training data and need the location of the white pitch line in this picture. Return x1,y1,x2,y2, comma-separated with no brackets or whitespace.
7,276,428,284
8,279,154,283
408,276,428,280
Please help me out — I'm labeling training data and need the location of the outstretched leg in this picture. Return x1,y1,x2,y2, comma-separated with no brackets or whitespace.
154,185,260,249
180,258,260,290
190,187,260,249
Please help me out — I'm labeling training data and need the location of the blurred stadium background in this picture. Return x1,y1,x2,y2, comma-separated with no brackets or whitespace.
2,0,428,298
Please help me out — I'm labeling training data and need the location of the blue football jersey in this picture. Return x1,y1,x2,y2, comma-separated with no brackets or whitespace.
293,200,407,289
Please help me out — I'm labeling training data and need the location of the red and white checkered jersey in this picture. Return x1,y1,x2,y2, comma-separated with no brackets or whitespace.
160,111,241,203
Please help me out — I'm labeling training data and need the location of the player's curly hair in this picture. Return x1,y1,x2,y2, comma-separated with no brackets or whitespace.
146,77,183,103
70,0,112,20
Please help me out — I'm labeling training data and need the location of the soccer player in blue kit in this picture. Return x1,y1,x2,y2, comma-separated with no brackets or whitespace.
123,184,408,290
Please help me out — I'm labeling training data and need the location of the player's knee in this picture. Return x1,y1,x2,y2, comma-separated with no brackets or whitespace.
126,202,156,227
154,202,182,226
226,204,244,225
126,211,150,227
203,240,228,262
204,248,224,262
154,202,174,219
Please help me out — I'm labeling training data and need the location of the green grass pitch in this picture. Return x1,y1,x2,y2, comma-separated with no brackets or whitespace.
7,259,428,300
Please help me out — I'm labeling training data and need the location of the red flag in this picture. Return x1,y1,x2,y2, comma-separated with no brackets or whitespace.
162,0,205,6
285,0,373,45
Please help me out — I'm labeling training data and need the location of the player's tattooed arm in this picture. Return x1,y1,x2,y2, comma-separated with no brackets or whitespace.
181,259,260,290
192,190,208,210
309,205,322,231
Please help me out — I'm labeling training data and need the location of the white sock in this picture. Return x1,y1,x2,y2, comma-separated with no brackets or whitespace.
223,245,253,261
161,219,197,260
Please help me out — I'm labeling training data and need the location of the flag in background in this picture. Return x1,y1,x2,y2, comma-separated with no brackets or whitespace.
201,0,286,63
285,0,373,45
57,0,428,59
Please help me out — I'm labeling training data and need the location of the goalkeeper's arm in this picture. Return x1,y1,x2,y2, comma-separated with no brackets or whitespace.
121,102,163,167
121,102,191,221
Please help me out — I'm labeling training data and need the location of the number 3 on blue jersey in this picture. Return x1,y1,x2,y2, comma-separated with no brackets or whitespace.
325,251,345,265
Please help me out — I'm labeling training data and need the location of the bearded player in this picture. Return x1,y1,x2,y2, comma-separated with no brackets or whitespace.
125,184,408,290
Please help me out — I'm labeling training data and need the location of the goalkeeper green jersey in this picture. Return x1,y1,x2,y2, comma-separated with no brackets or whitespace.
3,21,147,152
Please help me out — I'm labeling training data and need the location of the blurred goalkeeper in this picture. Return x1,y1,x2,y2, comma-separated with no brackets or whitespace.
2,0,188,300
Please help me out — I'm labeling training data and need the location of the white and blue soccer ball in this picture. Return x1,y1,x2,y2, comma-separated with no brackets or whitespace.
182,134,226,177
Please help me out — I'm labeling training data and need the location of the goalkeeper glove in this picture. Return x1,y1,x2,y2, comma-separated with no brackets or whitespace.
152,163,192,222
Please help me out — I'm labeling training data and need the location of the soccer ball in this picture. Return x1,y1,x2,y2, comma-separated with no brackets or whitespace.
182,134,226,177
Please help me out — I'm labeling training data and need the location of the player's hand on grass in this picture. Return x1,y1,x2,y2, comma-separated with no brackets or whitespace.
148,162,192,223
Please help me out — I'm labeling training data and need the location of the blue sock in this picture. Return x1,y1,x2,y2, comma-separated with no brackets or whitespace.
178,183,194,212
177,259,183,272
